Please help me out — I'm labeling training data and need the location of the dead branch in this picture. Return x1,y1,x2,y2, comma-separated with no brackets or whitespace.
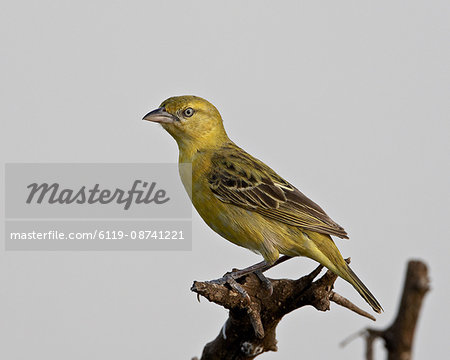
191,260,375,360
362,260,430,360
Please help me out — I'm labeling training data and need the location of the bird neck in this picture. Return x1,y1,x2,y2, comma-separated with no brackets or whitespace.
177,130,230,163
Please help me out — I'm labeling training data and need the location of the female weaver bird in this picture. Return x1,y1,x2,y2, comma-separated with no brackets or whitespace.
143,95,382,313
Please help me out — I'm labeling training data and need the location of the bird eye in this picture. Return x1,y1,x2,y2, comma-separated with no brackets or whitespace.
183,107,194,117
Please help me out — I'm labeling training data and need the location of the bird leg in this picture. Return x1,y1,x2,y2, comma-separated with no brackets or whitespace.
254,270,273,295
206,255,293,301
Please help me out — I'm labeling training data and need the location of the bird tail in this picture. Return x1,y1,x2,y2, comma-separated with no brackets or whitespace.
342,264,383,314
299,231,383,313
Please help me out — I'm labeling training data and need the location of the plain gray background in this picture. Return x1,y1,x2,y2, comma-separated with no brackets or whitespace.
1,1,449,359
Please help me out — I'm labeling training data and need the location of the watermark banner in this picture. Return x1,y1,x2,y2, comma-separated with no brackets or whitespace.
4,163,192,250
5,220,191,251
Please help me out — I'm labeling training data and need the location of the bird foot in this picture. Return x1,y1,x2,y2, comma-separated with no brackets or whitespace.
206,272,252,303
206,267,273,302
205,256,295,301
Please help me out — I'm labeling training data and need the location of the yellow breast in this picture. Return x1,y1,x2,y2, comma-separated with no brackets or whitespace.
177,148,290,264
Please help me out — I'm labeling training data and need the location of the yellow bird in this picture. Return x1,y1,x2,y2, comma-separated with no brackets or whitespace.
143,95,382,313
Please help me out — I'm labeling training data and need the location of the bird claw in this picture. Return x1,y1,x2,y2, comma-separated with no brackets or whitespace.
207,273,251,303
207,267,274,301
204,257,295,301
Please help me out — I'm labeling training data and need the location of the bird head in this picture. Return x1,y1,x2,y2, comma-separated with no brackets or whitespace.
143,95,229,150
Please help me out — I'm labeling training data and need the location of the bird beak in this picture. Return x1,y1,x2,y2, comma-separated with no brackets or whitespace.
142,107,178,124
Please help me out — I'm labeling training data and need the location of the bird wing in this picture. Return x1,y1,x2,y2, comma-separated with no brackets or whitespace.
208,143,349,239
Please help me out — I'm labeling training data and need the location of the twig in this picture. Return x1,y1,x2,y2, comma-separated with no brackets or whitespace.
330,292,376,321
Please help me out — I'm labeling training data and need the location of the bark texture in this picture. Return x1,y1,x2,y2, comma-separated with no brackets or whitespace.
191,260,375,360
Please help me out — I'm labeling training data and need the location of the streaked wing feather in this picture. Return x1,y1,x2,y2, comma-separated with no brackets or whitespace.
208,143,348,239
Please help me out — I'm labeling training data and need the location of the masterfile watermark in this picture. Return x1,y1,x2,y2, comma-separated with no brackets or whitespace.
4,163,192,250
26,180,170,210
